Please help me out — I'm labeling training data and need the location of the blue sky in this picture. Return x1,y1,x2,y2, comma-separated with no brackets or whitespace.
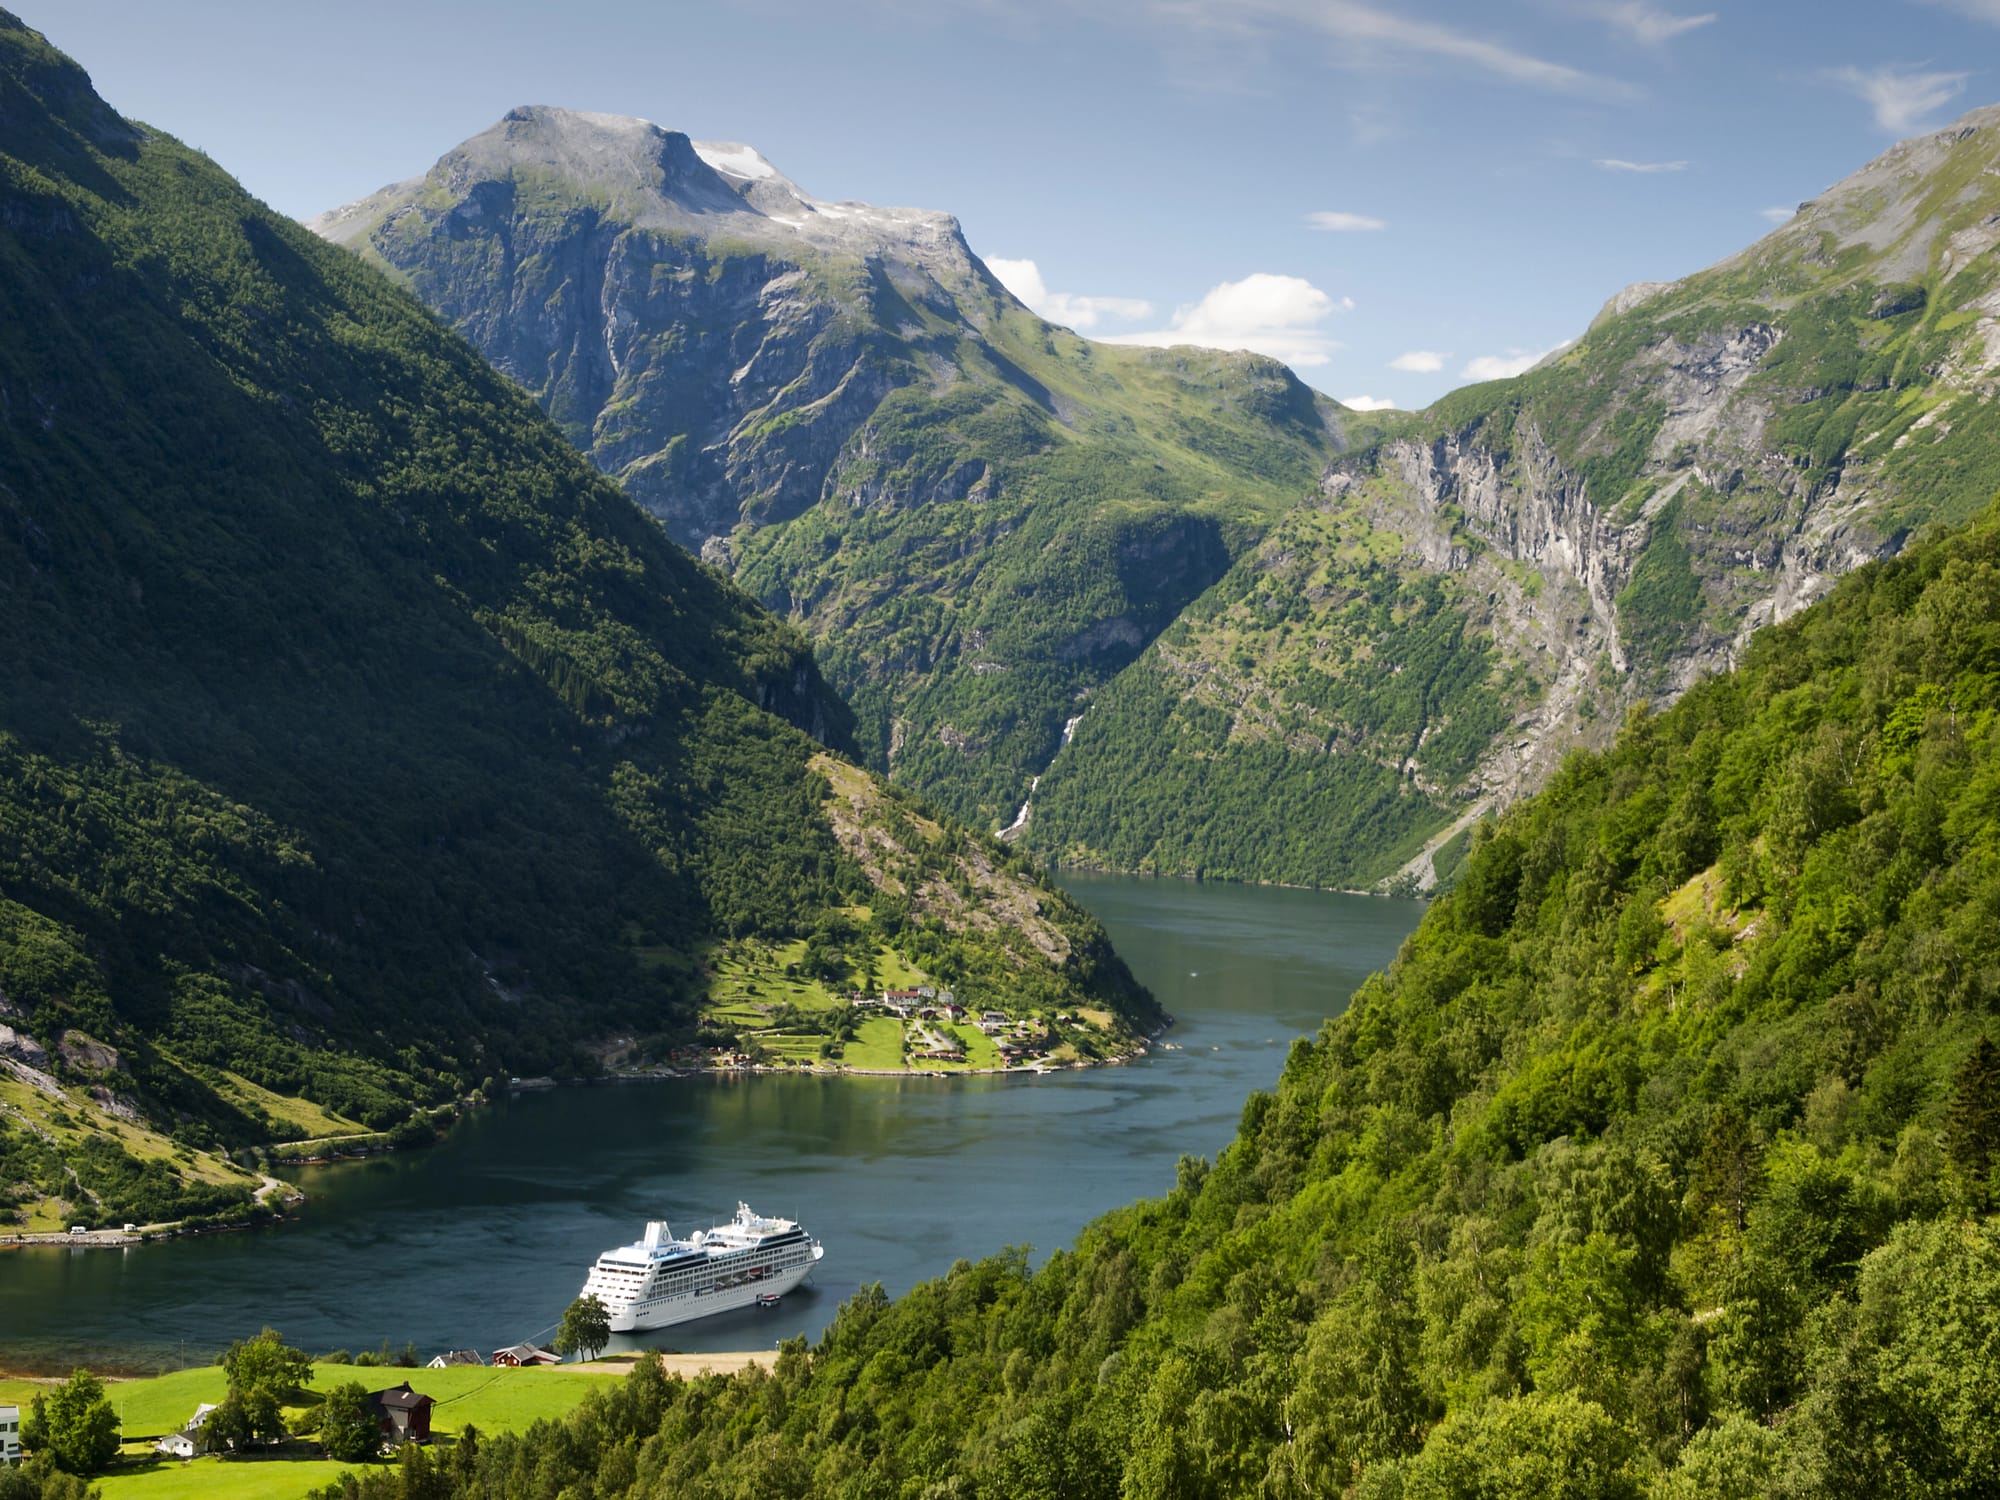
37,1,2000,408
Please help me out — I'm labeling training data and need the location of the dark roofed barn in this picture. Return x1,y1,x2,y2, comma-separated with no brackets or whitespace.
369,1382,434,1446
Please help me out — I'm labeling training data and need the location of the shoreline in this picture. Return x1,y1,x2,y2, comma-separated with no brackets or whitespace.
545,1011,1177,1089
0,1172,302,1252
1051,858,1429,901
0,1349,782,1385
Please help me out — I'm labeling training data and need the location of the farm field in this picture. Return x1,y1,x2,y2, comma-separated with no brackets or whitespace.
1,1361,635,1500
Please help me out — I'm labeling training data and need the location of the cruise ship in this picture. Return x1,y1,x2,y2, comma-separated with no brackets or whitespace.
579,1203,825,1332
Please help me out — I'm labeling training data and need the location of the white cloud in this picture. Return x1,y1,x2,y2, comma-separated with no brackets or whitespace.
1149,0,1626,99
1917,1,2000,25
1759,205,1797,224
1340,395,1400,411
1098,273,1350,368
1579,2,1716,45
1829,64,1968,133
986,257,1154,331
1390,349,1448,372
1462,344,1567,381
1594,157,1689,173
1306,210,1388,232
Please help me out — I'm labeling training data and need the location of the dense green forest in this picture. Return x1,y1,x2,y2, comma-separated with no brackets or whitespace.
281,489,2000,1498
0,12,1145,1227
1027,485,1520,888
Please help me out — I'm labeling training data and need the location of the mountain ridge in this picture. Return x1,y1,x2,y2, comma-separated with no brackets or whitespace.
310,111,1367,832
1027,99,2000,888
312,98,2000,891
0,14,1151,1231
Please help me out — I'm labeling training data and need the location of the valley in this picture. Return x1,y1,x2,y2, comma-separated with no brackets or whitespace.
315,102,2000,895
5,4,2000,1497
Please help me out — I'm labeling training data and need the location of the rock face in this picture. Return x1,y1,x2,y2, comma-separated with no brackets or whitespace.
1028,105,2000,888
311,108,1012,548
0,1023,47,1069
318,103,2000,886
314,113,1350,830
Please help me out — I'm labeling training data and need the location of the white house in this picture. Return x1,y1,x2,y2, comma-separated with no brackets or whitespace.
154,1402,217,1459
1,1403,21,1466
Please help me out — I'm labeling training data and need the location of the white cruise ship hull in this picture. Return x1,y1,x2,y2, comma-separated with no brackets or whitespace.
609,1251,820,1332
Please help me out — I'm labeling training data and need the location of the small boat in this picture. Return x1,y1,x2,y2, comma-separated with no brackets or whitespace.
756,1292,783,1308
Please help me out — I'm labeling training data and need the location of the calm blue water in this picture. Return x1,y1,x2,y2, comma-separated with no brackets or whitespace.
0,875,1419,1370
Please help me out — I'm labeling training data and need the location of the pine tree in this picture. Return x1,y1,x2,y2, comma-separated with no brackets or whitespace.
1946,1036,2000,1207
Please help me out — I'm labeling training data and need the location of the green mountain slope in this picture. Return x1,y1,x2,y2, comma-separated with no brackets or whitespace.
1021,107,2000,890
309,113,1362,829
320,107,2000,889
0,14,1149,1230
409,463,2000,1498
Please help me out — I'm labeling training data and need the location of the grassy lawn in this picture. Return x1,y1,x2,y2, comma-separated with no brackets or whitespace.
213,1073,364,1142
842,1017,906,1071
97,1453,355,1500
947,1024,1001,1070
16,1363,629,1500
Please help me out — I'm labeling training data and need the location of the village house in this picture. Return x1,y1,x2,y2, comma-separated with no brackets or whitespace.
370,1382,435,1446
0,1404,20,1467
426,1349,483,1369
154,1402,219,1460
492,1342,561,1367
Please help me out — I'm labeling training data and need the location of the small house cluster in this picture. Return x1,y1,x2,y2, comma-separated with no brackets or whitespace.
139,1347,560,1466
151,1382,439,1460
852,985,960,1021
491,1342,561,1367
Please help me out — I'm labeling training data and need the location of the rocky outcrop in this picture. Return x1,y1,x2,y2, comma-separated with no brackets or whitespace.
0,1022,47,1069
312,108,1006,550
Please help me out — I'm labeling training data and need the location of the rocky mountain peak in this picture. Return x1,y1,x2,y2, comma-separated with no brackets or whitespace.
311,107,976,281
1718,98,2000,288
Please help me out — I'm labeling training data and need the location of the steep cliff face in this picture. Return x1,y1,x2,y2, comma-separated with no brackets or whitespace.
1026,106,2000,888
313,115,1354,829
311,110,998,545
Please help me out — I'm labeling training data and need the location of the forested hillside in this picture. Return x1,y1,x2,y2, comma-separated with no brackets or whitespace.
1029,106,2000,889
326,107,2000,887
310,109,1371,832
0,13,1147,1231
325,491,2000,1496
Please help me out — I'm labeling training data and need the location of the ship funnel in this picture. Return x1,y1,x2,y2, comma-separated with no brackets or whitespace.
643,1220,670,1249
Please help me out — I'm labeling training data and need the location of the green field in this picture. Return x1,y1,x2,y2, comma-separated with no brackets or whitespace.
841,1016,907,1071
2,1362,625,1500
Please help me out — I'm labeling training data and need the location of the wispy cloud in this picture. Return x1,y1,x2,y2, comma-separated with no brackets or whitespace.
1594,157,1689,173
1916,1,2000,25
1462,344,1567,380
1390,349,1448,372
1828,63,1968,133
986,258,1154,331
1759,205,1797,224
1575,1,1716,45
1306,210,1388,232
1149,0,1628,98
1340,395,1400,411
1098,272,1350,368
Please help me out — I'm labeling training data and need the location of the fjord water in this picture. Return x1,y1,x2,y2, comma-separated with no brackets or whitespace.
0,877,1419,1369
